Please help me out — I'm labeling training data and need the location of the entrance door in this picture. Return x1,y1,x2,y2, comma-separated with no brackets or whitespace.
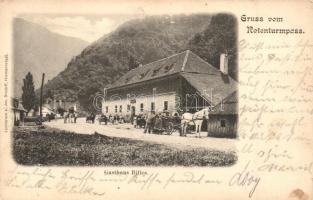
130,106,136,124
131,106,136,116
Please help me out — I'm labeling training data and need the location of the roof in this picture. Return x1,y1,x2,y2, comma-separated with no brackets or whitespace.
11,97,27,112
13,104,27,112
42,104,56,114
209,91,238,115
109,50,218,89
108,50,238,107
181,72,237,106
43,103,53,111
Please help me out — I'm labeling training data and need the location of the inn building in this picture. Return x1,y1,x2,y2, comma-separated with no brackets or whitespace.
102,50,238,122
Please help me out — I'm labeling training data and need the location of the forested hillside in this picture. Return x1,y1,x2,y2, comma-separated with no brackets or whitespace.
41,14,237,112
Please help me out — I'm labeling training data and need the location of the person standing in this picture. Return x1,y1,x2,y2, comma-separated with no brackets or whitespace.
47,113,50,122
144,111,155,134
74,112,77,123
153,114,163,134
64,112,68,124
133,115,137,128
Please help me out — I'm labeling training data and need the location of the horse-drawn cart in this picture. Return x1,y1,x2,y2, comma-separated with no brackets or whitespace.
162,116,182,135
98,114,108,125
134,115,146,128
152,115,182,135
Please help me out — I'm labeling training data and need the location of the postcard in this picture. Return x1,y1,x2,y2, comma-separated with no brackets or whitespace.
0,0,312,199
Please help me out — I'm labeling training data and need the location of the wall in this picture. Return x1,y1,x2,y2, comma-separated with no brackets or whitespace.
104,92,177,116
207,114,238,138
102,74,212,116
180,77,210,112
103,75,181,116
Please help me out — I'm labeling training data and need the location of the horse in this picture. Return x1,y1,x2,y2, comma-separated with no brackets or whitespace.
181,107,209,138
86,114,96,123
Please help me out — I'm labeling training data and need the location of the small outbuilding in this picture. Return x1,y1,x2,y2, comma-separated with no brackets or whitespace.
11,98,27,126
207,91,238,138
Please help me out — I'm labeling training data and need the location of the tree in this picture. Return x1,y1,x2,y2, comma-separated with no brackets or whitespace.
77,84,101,113
128,55,139,70
43,89,54,100
188,13,238,80
21,72,37,112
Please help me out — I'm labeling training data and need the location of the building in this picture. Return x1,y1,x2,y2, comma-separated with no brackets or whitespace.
44,98,79,116
11,98,27,126
207,91,238,138
53,99,78,112
102,50,238,128
39,104,56,117
102,50,238,137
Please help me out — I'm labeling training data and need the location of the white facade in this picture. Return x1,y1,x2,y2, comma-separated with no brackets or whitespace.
102,92,177,116
37,104,56,117
12,110,21,122
41,107,56,117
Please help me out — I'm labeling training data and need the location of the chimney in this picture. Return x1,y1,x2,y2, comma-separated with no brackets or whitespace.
102,88,107,114
103,88,107,101
220,53,228,74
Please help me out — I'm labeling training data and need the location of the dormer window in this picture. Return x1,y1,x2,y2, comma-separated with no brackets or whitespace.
139,69,150,79
164,63,175,73
152,67,162,76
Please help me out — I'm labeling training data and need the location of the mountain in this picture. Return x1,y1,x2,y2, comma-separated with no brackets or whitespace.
13,18,88,97
42,14,237,112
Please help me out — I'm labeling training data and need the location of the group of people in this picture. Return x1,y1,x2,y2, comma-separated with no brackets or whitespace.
140,111,181,134
110,114,125,124
98,114,126,125
64,112,78,123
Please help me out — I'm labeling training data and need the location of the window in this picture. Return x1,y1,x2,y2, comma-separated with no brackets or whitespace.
105,106,108,113
151,102,155,112
163,101,168,111
127,105,131,112
139,73,145,79
140,103,144,112
220,119,226,127
151,67,162,76
119,105,122,112
163,63,175,73
115,105,118,113
139,70,150,79
186,93,199,111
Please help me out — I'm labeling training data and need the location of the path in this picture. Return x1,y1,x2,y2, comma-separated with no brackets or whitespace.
44,118,236,152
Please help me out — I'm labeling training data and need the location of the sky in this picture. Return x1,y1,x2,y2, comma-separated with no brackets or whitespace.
20,14,139,43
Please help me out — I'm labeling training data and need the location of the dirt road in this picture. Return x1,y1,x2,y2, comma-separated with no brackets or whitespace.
45,118,236,152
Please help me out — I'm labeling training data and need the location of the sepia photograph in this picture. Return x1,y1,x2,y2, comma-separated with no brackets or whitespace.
1,1,312,199
12,13,238,166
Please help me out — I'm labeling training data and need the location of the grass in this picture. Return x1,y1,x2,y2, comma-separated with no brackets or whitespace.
13,126,237,166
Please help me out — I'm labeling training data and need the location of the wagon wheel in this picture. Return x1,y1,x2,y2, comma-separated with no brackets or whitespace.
35,119,42,125
186,122,194,134
165,122,174,135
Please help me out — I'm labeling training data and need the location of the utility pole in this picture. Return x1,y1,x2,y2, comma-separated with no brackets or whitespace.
40,73,45,122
